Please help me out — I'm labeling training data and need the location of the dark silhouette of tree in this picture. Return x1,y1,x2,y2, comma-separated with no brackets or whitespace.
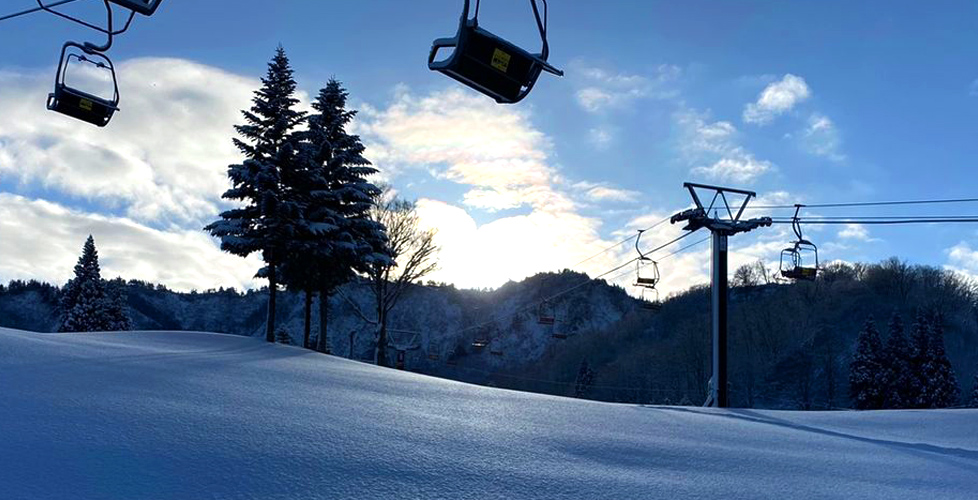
574,359,596,399
280,78,389,352
205,46,305,343
881,313,912,408
849,316,884,409
366,188,438,367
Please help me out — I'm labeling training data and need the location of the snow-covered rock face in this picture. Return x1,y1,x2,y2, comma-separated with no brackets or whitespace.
1,328,976,499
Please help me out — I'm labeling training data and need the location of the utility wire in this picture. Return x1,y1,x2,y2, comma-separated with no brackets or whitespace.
0,0,81,22
750,197,978,210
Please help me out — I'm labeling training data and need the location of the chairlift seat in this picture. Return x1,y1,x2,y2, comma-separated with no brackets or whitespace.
552,332,567,340
109,0,164,16
428,353,440,361
47,85,117,127
537,316,555,326
641,300,662,311
47,42,119,127
782,266,817,281
635,277,659,287
428,0,562,104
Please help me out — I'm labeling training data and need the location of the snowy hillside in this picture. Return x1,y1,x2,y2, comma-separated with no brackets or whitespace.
1,327,976,499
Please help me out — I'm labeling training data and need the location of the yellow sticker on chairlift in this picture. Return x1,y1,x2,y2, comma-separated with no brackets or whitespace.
79,98,93,111
491,48,511,73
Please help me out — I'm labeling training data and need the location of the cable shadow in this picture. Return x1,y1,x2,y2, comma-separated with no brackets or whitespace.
644,405,978,472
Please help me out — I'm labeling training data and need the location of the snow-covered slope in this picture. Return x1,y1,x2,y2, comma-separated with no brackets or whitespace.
1,328,975,499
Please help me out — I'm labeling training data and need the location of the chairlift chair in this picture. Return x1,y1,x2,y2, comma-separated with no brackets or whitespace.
489,339,503,356
47,42,119,127
537,300,556,326
633,229,663,309
779,205,819,281
428,0,563,104
780,241,818,281
640,288,662,311
471,337,488,349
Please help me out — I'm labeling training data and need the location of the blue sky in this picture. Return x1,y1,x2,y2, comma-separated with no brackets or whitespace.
1,0,978,292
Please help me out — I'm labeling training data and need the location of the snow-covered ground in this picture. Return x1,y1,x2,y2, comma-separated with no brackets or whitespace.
0,327,975,499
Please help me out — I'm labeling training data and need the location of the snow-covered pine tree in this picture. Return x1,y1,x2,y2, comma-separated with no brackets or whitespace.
275,329,292,345
908,313,932,408
574,359,596,399
204,46,306,343
849,315,885,409
282,78,390,353
924,313,959,408
882,313,912,409
104,278,133,332
58,236,108,332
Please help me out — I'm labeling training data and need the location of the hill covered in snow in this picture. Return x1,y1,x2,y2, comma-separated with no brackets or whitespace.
3,259,978,409
0,327,976,499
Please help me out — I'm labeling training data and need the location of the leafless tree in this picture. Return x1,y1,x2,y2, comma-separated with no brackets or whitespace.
365,188,439,366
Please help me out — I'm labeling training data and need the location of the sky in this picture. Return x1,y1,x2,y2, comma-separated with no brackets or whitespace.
1,0,978,295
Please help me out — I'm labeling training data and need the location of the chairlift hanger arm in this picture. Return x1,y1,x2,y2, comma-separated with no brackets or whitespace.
36,0,136,52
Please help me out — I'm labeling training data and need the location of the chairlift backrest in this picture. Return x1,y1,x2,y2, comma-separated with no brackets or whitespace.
428,0,563,104
108,0,164,16
47,42,119,127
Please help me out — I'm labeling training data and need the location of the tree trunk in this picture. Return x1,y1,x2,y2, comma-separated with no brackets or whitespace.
265,262,277,343
376,307,388,367
316,289,330,353
303,289,312,349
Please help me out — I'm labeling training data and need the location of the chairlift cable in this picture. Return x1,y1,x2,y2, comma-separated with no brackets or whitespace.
567,216,670,269
770,218,978,225
0,0,80,22
751,197,978,210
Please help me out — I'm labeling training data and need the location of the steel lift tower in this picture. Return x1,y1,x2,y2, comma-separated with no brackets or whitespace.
670,183,772,408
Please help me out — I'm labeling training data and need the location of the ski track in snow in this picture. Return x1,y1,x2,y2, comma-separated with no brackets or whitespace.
0,327,976,499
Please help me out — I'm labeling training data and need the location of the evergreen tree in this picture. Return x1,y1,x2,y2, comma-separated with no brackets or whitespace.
103,278,133,332
205,46,306,343
908,314,932,408
574,359,596,399
281,78,389,353
923,313,959,408
970,374,978,408
58,236,129,333
276,329,292,345
881,313,912,408
849,316,885,409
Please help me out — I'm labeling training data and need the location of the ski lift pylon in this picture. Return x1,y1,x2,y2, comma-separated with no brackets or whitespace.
779,205,819,281
428,0,563,104
47,42,119,127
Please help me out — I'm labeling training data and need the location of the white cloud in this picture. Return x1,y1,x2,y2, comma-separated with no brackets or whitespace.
0,193,260,291
0,58,260,226
692,157,773,184
944,242,978,279
743,74,811,125
572,181,639,203
678,109,774,184
573,63,680,113
800,113,845,161
358,87,631,289
588,127,613,149
837,223,874,242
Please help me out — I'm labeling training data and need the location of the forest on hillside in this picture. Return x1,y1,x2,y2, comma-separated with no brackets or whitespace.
2,258,977,410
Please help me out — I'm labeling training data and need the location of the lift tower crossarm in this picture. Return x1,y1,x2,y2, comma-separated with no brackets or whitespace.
670,182,771,409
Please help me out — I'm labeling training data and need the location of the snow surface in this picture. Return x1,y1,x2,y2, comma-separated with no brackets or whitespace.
1,327,976,499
